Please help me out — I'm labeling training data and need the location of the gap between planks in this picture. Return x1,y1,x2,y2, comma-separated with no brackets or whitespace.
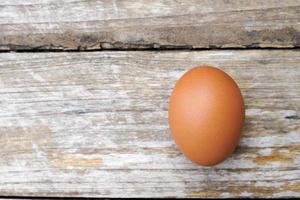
1,47,300,53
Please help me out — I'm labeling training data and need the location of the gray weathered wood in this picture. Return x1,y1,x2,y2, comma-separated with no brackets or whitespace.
1,0,300,51
0,50,299,198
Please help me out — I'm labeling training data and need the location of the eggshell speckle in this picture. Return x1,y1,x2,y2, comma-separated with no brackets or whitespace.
168,66,245,166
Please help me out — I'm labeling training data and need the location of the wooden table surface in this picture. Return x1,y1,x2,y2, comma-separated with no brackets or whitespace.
0,0,299,198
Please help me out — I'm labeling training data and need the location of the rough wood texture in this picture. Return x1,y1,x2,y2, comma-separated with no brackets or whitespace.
1,0,300,51
0,50,299,198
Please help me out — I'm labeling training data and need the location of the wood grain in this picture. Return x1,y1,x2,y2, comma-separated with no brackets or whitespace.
0,50,299,198
1,0,300,51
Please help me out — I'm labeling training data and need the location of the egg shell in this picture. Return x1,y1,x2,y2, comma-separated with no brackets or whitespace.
168,66,245,166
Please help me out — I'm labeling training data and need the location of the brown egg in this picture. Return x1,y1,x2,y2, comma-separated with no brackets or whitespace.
168,66,245,166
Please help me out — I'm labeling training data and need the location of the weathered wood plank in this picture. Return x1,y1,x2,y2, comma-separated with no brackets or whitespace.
0,50,299,198
1,0,300,50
